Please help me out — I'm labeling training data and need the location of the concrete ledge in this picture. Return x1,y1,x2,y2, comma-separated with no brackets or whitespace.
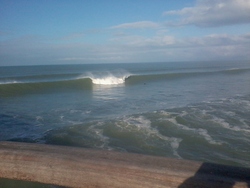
0,141,249,188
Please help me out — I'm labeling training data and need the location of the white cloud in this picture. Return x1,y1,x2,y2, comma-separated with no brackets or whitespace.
108,32,250,62
164,0,250,27
111,32,250,48
1,31,250,66
111,35,170,47
58,56,123,62
111,21,160,29
184,33,250,47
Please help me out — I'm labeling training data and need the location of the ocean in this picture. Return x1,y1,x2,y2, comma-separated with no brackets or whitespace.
0,61,250,171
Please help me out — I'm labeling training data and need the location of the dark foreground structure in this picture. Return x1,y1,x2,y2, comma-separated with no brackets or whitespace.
0,141,249,188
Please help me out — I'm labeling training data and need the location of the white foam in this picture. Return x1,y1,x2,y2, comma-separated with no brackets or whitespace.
227,68,240,71
168,118,221,145
223,111,236,116
91,76,125,85
159,110,172,117
118,116,182,158
180,111,188,117
84,110,91,114
0,80,19,85
36,116,43,121
229,98,250,109
239,118,250,129
67,120,84,125
122,116,152,130
170,138,182,158
211,116,250,133
35,116,44,126
85,71,130,85
87,122,112,150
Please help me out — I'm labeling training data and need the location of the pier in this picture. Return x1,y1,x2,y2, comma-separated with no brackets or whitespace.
0,141,249,188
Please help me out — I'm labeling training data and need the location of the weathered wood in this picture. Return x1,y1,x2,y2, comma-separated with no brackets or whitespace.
0,141,249,188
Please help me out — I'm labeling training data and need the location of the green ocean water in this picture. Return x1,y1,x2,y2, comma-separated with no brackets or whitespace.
0,61,250,187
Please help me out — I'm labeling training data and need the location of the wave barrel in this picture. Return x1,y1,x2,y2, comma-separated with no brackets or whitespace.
0,141,249,188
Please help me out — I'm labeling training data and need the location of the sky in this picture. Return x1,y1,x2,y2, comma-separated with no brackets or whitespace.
0,0,250,66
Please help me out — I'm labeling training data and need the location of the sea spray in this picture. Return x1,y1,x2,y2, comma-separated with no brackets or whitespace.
85,71,130,85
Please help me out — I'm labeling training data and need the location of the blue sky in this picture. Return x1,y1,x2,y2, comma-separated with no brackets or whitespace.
1,0,250,66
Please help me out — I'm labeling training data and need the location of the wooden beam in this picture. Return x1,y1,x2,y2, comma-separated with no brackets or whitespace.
0,141,249,188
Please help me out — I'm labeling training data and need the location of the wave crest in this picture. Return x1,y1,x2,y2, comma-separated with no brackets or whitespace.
91,76,126,85
86,71,130,85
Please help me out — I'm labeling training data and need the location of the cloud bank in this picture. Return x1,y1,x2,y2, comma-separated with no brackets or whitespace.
164,0,250,27
111,21,160,29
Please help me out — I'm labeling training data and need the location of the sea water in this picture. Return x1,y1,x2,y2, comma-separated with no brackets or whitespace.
0,61,250,169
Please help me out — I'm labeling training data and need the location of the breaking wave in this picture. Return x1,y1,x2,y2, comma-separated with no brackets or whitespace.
85,72,130,85
1,67,250,96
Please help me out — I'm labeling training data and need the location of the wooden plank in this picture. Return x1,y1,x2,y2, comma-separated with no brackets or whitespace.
0,141,249,188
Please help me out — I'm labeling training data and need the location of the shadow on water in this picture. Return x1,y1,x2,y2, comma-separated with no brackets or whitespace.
178,163,250,188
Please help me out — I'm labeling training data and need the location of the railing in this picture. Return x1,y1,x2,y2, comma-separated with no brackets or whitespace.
0,141,249,188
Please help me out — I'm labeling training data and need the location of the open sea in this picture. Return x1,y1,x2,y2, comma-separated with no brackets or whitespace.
0,61,250,175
